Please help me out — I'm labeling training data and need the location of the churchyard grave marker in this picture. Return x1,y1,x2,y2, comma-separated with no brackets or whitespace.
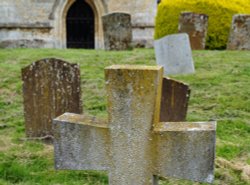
54,65,216,185
227,14,250,50
160,77,190,122
154,33,195,75
178,12,209,50
22,58,82,138
102,12,132,50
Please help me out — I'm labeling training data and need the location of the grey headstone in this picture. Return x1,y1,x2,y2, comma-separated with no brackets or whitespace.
227,14,250,50
154,33,195,75
102,12,132,50
22,58,82,138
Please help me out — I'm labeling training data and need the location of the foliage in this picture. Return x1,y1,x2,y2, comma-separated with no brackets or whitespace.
155,0,250,49
0,49,249,184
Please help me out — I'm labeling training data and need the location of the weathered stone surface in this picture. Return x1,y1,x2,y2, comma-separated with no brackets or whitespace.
54,65,216,184
104,0,157,48
132,25,155,48
0,22,52,29
0,0,156,49
227,14,250,50
160,77,190,122
102,13,132,50
0,39,49,49
178,12,209,50
154,33,195,75
154,121,216,183
22,58,82,138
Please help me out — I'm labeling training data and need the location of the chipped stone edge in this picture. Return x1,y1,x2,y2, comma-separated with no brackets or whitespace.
154,121,217,132
53,112,108,128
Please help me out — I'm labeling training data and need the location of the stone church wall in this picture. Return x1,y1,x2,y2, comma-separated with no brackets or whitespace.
0,0,157,49
0,0,55,48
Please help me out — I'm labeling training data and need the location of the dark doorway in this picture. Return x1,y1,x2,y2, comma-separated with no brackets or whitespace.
66,0,95,49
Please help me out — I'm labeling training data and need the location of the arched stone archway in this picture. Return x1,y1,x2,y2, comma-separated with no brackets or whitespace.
53,0,106,49
66,0,95,48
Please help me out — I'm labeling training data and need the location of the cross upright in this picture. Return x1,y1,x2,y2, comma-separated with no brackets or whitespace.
53,65,216,185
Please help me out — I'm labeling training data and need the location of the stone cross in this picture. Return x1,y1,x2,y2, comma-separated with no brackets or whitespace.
227,14,250,50
154,33,195,75
54,65,216,185
22,58,82,138
102,12,132,50
178,12,209,50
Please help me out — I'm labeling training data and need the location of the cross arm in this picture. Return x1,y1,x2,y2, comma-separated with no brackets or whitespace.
53,113,111,171
153,121,216,183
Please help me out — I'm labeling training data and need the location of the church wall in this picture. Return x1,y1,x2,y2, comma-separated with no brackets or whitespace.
0,0,156,49
0,0,55,48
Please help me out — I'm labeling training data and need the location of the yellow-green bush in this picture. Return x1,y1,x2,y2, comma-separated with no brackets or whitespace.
155,0,250,49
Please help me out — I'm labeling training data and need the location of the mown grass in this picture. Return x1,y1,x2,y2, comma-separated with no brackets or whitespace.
0,49,249,185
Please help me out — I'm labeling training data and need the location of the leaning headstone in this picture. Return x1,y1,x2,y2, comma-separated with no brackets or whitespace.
154,33,195,75
22,58,82,138
227,14,250,50
178,12,209,50
102,12,132,50
54,65,216,185
160,77,191,122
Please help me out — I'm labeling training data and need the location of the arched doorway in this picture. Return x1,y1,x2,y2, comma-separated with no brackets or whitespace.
66,0,95,49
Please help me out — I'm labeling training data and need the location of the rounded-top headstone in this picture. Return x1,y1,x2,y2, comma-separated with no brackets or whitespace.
22,58,82,138
227,14,250,50
102,12,132,51
178,12,209,50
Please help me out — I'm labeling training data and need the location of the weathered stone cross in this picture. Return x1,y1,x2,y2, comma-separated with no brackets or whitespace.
53,65,216,185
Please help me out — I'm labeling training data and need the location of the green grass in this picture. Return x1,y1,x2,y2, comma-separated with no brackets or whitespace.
0,49,249,185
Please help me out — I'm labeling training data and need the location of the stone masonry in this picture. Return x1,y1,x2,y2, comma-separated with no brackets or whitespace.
0,0,157,49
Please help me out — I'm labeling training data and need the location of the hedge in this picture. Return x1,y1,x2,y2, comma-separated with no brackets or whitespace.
155,0,250,49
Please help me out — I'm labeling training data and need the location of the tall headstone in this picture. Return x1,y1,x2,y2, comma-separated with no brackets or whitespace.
154,33,195,75
227,14,250,50
160,77,191,122
54,65,216,185
102,12,132,50
178,12,209,50
22,58,82,138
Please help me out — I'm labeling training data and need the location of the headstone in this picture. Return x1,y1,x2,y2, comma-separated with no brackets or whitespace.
102,12,132,50
227,14,250,50
160,77,190,122
22,58,82,138
154,33,195,75
178,12,209,50
54,65,216,185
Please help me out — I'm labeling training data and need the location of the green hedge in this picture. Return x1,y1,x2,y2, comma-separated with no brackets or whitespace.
155,0,250,49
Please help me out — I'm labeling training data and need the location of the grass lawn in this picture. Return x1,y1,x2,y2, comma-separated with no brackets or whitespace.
0,48,249,185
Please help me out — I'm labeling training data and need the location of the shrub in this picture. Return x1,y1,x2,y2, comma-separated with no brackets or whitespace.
155,0,250,49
